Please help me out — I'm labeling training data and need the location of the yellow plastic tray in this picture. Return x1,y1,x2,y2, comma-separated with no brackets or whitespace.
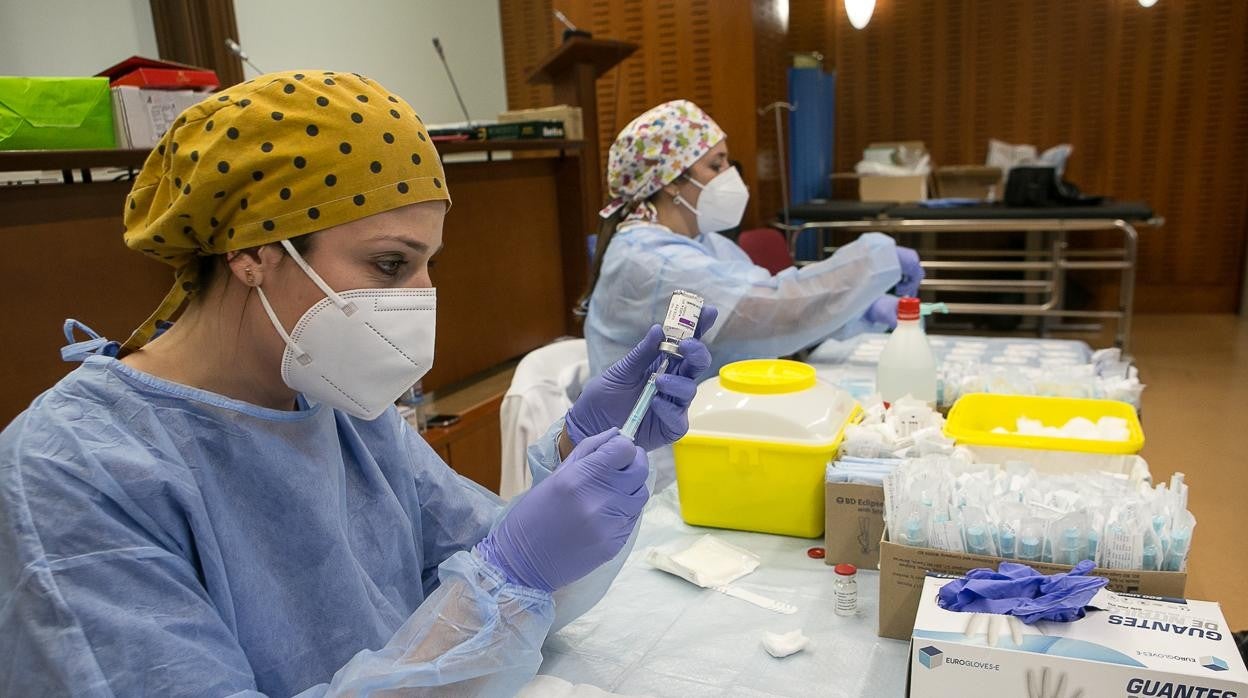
673,404,860,539
944,394,1144,455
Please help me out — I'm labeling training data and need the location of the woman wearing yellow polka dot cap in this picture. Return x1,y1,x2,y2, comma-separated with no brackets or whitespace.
0,72,715,695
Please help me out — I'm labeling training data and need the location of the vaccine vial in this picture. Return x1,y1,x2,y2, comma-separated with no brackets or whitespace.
659,290,704,355
834,563,858,616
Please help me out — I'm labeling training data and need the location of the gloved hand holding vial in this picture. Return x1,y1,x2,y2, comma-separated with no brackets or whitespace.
566,291,716,452
622,290,705,440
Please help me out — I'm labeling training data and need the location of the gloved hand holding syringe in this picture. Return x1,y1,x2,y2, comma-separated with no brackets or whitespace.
564,291,715,453
622,290,705,440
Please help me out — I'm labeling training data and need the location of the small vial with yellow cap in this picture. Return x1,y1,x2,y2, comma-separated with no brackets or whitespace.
621,290,704,440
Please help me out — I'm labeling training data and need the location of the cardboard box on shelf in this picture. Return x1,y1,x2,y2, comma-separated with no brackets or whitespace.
824,482,885,571
906,575,1246,698
97,56,219,91
859,174,928,202
864,140,928,165
933,165,1002,200
857,141,930,202
878,528,1188,641
111,86,205,149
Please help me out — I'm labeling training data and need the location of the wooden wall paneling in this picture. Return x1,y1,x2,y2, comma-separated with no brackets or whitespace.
427,157,567,391
501,0,556,110
786,0,833,58
0,182,171,425
596,1,647,148
752,0,789,225
507,1,771,226
555,153,591,328
821,0,1248,312
705,1,763,227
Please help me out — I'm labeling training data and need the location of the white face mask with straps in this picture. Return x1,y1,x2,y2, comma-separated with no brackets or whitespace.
255,239,436,420
674,166,750,234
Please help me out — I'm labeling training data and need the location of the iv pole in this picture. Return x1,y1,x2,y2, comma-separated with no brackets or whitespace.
758,101,797,229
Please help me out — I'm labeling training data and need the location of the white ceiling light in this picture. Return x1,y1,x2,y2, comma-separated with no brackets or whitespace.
1139,0,1159,6
845,0,876,30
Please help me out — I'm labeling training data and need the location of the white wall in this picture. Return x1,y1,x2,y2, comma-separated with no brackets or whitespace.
0,0,158,76
234,0,507,125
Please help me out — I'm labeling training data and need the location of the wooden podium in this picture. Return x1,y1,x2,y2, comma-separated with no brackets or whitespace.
528,37,637,258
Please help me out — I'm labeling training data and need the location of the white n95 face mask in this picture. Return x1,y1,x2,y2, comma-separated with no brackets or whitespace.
255,239,436,420
676,166,750,234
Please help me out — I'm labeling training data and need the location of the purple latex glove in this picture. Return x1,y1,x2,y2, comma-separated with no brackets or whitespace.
896,246,924,297
477,428,647,592
937,560,1109,624
864,295,900,329
566,306,718,451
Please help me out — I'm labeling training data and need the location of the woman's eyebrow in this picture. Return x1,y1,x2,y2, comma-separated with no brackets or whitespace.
367,234,435,255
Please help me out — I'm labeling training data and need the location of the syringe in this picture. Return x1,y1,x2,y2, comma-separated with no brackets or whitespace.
620,290,704,441
622,355,669,440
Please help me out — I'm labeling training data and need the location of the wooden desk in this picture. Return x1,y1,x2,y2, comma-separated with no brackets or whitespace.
0,141,591,438
409,364,518,493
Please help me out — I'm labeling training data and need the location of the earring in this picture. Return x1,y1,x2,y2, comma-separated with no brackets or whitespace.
245,267,256,285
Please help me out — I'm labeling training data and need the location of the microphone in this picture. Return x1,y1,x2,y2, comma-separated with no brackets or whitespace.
224,38,264,75
431,37,473,127
552,9,592,41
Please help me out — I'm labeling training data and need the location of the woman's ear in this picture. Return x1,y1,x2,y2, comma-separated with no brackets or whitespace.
226,244,284,288
662,173,689,201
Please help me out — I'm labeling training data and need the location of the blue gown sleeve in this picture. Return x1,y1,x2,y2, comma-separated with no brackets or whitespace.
325,418,633,693
706,232,902,356
590,229,901,371
320,418,632,693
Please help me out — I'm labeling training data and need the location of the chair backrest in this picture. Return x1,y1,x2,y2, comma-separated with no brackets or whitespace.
737,227,794,275
498,338,589,499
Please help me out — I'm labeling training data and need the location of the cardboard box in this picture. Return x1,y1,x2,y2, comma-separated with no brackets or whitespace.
865,140,927,165
878,528,1187,641
824,482,885,570
857,140,931,202
934,165,1002,200
111,68,219,91
111,86,205,149
498,105,583,140
97,56,219,91
907,575,1247,697
860,174,928,202
0,76,115,150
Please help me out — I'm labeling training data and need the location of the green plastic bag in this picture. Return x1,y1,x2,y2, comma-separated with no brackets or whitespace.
0,76,116,150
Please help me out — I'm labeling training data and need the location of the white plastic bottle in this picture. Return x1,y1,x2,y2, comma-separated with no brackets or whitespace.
876,297,937,406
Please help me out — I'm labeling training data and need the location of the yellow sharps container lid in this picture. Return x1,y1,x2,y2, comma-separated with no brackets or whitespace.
718,359,817,395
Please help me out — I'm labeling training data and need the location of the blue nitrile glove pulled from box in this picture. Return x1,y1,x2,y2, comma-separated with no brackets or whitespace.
936,560,1109,624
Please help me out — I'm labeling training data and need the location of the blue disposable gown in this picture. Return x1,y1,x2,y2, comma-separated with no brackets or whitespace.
0,344,621,696
585,223,902,378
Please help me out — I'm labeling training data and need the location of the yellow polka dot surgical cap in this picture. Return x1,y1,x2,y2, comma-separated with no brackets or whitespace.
121,70,449,350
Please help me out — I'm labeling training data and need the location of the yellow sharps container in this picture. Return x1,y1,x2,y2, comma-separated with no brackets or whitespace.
673,359,861,538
